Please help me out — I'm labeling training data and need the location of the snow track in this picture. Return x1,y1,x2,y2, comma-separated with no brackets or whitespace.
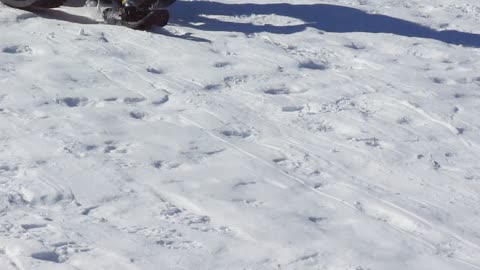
1,0,480,269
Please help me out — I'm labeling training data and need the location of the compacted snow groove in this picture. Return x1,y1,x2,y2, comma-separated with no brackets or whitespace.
181,112,480,268
179,115,358,210
1,0,480,269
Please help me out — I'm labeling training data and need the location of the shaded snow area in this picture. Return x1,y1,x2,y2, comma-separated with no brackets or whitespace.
1,0,480,269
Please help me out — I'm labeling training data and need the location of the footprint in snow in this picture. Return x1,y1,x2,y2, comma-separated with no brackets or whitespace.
104,97,118,102
57,97,88,107
21,223,47,230
308,216,327,223
298,60,328,70
264,87,290,95
103,140,119,153
130,111,146,120
204,84,223,91
152,160,163,169
344,42,366,50
2,45,32,54
224,75,249,86
221,129,251,138
282,106,304,112
272,157,287,164
31,242,91,263
31,251,61,263
151,160,181,170
146,67,163,74
396,116,411,125
0,164,18,173
124,97,146,104
152,95,169,106
233,180,257,189
213,62,231,68
84,144,98,151
431,77,446,84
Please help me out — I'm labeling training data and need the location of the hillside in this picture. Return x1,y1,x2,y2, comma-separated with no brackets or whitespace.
1,0,480,269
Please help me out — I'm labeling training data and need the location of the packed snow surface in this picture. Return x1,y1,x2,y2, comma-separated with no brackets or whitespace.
1,0,480,269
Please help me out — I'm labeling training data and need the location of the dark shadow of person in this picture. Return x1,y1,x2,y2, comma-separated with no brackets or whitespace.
170,1,480,47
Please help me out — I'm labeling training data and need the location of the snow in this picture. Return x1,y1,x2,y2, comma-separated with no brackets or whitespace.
1,0,480,269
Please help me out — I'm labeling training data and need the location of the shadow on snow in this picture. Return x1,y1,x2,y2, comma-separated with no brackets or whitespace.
16,4,211,42
31,8,99,24
171,1,480,47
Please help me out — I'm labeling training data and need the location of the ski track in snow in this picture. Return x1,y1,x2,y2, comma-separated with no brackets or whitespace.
1,0,480,269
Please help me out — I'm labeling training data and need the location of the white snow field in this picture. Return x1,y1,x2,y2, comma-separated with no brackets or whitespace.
1,0,480,269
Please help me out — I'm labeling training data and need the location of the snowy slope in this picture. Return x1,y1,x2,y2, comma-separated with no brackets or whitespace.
1,0,480,269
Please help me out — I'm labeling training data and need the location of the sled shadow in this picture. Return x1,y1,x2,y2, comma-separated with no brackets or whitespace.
29,8,99,24
171,1,480,47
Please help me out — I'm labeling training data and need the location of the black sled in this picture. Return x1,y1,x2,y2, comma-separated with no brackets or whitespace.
102,0,175,30
0,0,176,30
